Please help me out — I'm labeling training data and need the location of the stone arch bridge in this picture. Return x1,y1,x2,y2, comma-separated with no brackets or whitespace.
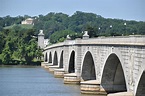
42,36,145,96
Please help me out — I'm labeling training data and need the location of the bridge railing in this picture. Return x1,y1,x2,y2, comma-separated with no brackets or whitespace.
80,36,145,46
44,35,145,50
44,42,65,50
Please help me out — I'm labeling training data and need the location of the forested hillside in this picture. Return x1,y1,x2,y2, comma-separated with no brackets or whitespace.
0,11,145,44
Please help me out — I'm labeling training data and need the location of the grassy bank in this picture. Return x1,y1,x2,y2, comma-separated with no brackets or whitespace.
4,24,33,29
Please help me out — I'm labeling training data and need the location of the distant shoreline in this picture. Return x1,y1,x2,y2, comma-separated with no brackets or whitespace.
0,64,41,68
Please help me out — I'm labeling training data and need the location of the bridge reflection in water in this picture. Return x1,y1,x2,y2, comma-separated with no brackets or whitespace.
42,35,145,96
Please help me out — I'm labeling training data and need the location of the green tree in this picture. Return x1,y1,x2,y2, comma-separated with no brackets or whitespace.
15,29,42,64
0,33,5,53
1,42,13,64
0,27,42,64
49,30,77,43
85,25,98,37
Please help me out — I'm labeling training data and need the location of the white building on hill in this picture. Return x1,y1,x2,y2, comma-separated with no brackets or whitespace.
21,18,34,25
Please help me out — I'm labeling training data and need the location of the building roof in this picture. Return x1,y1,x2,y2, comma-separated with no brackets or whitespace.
26,18,33,21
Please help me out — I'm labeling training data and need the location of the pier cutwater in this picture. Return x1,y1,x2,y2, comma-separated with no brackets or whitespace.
39,31,145,96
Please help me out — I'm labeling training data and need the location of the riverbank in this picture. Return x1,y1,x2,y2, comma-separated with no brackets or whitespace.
0,64,41,68
0,60,42,66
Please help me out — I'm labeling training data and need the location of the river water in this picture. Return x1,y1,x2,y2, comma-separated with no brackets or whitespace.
0,66,95,96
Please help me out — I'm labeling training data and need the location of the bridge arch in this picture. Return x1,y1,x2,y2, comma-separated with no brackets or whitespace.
53,51,58,65
136,71,145,96
81,51,96,81
44,52,48,62
48,52,52,63
135,59,145,96
59,50,63,68
68,50,75,73
101,53,127,93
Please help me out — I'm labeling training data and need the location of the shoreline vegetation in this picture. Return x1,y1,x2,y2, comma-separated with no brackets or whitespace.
0,64,41,68
0,22,43,65
0,59,42,66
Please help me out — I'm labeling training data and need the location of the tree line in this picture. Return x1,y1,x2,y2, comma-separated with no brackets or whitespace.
1,11,145,44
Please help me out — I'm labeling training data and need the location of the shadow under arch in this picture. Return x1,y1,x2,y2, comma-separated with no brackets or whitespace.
53,51,58,65
59,51,63,68
48,52,52,63
136,71,145,96
68,51,75,73
44,52,48,62
81,51,96,81
101,53,127,93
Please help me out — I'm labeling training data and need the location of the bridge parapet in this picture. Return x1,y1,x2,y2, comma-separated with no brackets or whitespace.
44,42,65,50
80,36,145,46
45,36,145,50
44,38,81,50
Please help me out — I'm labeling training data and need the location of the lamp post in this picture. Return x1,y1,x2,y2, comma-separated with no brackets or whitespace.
110,25,113,36
110,25,112,28
124,22,127,36
98,27,100,36
110,25,112,32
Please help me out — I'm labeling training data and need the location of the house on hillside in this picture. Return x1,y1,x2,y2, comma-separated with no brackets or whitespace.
21,18,34,25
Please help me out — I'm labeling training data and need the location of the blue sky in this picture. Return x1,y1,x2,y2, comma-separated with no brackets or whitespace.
0,0,145,21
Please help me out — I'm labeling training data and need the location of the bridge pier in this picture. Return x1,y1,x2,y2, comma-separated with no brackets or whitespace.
54,68,65,78
80,80,107,95
48,65,59,73
64,73,80,84
41,62,48,67
107,92,133,96
44,63,53,69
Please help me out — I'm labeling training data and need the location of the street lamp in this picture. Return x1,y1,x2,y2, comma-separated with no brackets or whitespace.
124,22,127,36
110,25,112,28
98,27,100,30
124,22,126,26
98,27,100,36
109,25,113,36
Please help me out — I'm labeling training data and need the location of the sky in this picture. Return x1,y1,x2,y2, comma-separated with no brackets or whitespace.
0,0,145,21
